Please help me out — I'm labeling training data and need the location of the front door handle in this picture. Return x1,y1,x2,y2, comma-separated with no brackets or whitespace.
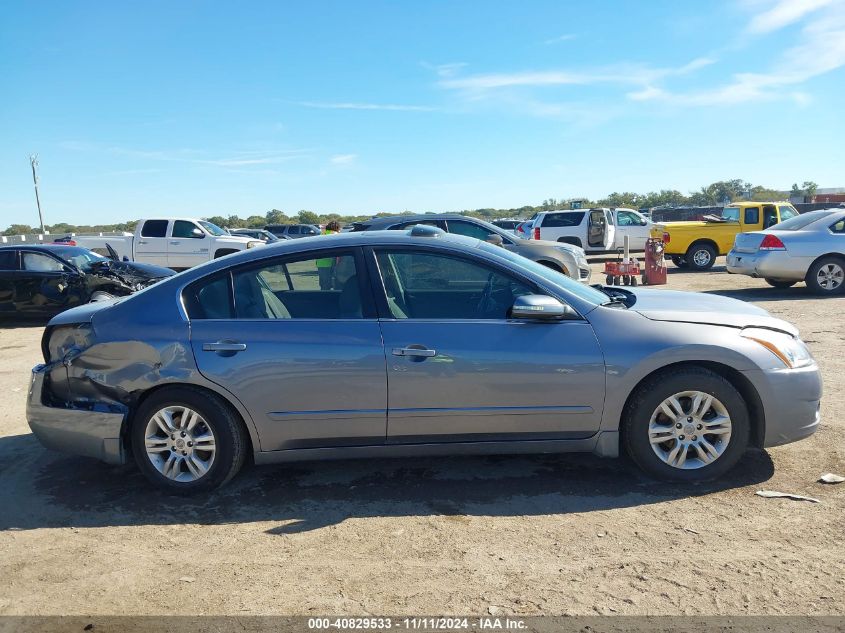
169,241,181,245
202,341,247,356
392,347,436,358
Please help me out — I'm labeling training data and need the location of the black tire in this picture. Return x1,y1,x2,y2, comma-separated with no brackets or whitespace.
685,243,717,271
764,278,797,289
131,386,248,493
630,276,638,287
671,256,688,268
214,249,239,259
805,256,845,296
557,237,583,248
623,366,750,482
606,275,614,285
622,275,631,286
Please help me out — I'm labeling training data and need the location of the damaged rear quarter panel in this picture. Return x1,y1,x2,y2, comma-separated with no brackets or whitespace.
50,282,263,451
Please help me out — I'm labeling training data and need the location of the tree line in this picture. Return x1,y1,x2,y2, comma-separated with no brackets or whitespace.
2,178,814,236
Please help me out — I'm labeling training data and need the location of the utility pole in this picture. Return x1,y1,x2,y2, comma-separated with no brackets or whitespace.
29,154,46,234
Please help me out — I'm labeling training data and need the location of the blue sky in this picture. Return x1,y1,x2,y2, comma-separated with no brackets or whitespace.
1,0,844,226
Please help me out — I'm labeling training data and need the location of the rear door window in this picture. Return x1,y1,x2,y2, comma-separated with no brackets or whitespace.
744,207,759,224
141,220,169,237
542,212,585,227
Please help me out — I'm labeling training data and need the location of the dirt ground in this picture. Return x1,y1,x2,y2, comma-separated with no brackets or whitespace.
1,258,843,617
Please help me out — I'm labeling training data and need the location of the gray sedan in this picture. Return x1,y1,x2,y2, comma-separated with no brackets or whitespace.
727,209,845,294
27,226,821,492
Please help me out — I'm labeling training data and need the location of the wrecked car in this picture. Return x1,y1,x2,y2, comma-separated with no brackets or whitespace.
27,227,822,493
0,244,174,320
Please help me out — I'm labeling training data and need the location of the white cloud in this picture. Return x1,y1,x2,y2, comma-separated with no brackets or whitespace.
330,154,357,165
298,101,436,112
438,58,715,91
630,1,845,105
543,34,577,45
747,0,837,33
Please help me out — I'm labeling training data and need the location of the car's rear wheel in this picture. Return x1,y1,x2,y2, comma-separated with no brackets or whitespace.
685,243,717,271
623,367,750,481
805,256,845,295
670,256,688,268
764,278,796,289
131,386,247,493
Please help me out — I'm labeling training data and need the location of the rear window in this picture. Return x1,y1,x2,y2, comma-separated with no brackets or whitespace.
775,210,838,231
0,250,18,270
141,220,168,237
541,212,585,228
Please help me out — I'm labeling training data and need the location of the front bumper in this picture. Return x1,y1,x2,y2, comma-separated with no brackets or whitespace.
749,362,822,448
726,249,809,281
26,364,127,464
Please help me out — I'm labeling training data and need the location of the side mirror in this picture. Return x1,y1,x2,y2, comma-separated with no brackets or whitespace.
192,228,205,238
485,234,504,247
511,295,578,321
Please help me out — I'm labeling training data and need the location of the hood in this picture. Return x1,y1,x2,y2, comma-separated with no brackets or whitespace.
100,259,174,280
215,235,259,246
519,239,586,256
626,288,798,335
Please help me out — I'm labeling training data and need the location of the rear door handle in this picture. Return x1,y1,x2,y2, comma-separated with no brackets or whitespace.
392,347,436,358
202,341,247,356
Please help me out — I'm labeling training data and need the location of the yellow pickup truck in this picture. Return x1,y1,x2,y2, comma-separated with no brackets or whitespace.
657,201,800,270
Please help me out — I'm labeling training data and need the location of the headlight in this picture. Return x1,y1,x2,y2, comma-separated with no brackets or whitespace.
741,327,813,368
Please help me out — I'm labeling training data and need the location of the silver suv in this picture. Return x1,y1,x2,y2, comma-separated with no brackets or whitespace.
351,214,591,283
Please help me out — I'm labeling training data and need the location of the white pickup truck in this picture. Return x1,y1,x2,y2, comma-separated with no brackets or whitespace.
527,207,653,253
73,218,264,271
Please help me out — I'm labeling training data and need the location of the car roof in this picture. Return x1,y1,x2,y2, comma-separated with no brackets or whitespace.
726,201,793,207
357,214,478,227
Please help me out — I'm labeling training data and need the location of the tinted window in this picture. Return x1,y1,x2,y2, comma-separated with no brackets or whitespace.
232,253,362,319
394,220,440,231
831,218,845,234
744,207,759,224
141,220,168,237
302,225,320,235
773,210,833,231
542,212,585,227
375,250,533,320
185,274,234,319
447,220,498,241
173,220,202,238
288,226,300,235
0,250,17,271
23,252,64,272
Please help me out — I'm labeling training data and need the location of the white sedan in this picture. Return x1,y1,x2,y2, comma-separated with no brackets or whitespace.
727,209,845,294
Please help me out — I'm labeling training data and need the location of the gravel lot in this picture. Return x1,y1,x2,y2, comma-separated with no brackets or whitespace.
1,259,843,616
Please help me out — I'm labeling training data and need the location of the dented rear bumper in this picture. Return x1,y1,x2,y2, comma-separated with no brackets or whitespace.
26,364,127,465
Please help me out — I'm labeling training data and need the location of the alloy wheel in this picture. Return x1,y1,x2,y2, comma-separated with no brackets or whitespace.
648,391,732,469
815,262,844,291
144,406,217,482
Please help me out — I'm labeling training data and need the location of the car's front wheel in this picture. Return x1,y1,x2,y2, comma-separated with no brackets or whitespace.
623,367,750,481
131,386,248,492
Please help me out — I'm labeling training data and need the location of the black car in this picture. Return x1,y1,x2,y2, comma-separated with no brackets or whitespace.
0,244,174,320
264,223,321,239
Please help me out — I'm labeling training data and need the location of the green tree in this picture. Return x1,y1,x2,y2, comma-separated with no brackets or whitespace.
245,215,266,228
802,181,818,200
790,183,803,198
3,224,34,236
297,210,320,225
265,209,288,225
205,215,227,228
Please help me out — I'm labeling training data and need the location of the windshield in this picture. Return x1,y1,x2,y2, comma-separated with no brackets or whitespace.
48,246,108,271
478,242,607,305
773,210,837,231
198,220,227,236
721,207,741,222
